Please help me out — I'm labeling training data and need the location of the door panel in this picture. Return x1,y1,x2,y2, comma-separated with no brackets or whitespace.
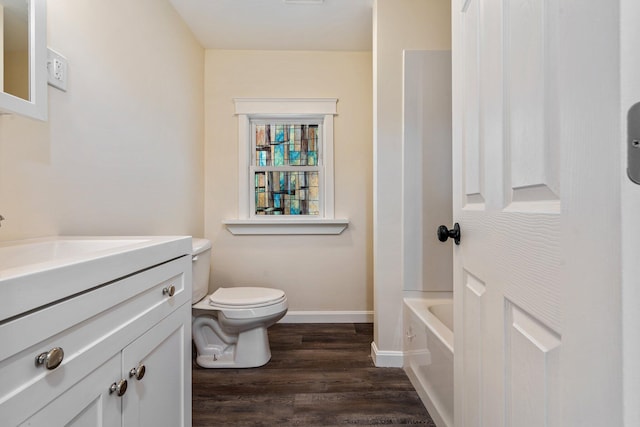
505,302,561,427
462,271,485,426
505,0,560,209
506,0,552,194
461,0,483,206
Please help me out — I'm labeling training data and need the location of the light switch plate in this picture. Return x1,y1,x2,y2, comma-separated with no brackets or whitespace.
47,48,68,92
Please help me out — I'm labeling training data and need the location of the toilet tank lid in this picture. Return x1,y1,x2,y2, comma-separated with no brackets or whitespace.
192,238,212,255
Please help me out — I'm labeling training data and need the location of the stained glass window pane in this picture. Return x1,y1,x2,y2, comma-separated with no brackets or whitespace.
255,124,319,167
254,171,320,215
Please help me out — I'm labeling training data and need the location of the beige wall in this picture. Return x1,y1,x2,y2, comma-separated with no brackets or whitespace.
204,50,373,313
373,0,451,362
0,0,204,241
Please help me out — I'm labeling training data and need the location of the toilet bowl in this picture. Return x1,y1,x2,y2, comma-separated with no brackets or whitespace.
191,238,288,368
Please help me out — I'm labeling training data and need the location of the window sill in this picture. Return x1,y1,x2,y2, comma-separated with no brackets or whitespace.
223,219,349,235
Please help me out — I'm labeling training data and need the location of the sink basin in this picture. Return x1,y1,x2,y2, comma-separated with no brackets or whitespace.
0,236,192,322
0,238,149,271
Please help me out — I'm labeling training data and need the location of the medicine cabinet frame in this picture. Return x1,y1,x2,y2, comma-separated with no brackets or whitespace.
0,0,47,121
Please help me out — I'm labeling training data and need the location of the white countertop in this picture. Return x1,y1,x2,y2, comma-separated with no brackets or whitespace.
0,236,192,322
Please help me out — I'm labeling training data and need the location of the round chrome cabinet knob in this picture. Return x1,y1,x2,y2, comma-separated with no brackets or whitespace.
129,364,146,381
35,347,64,370
110,379,128,397
163,285,176,297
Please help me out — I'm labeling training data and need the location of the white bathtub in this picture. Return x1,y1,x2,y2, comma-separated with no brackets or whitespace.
403,297,454,427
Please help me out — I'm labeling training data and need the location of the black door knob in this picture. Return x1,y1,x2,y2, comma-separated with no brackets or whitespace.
437,223,461,245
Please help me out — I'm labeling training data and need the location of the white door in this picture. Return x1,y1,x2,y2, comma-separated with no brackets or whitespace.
452,1,625,426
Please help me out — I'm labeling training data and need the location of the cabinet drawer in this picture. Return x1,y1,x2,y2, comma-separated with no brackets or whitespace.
0,255,191,426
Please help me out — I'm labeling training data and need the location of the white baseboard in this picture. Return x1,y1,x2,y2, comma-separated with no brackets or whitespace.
279,310,373,324
370,341,404,368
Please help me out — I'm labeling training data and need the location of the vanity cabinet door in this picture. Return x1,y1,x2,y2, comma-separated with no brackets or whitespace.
122,303,192,427
19,353,122,427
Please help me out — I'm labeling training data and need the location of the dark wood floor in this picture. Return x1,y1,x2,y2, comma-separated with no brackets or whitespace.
192,323,435,426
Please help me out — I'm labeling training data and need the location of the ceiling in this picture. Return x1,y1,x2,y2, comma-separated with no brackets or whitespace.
168,0,374,51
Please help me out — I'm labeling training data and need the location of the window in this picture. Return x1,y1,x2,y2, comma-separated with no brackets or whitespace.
252,121,322,216
224,98,348,235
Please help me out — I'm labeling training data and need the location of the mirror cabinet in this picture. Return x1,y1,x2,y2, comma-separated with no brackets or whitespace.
0,0,46,120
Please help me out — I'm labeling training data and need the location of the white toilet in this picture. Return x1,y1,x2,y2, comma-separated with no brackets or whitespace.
190,238,288,368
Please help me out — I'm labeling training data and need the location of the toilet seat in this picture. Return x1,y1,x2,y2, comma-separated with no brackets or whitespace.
209,287,286,309
192,287,288,320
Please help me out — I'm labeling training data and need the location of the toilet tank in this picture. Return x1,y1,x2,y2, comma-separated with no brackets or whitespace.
191,238,212,303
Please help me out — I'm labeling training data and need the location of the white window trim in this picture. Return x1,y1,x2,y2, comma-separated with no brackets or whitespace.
224,98,348,235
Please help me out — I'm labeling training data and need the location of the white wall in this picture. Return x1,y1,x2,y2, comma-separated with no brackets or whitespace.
204,50,373,316
373,0,451,365
403,50,452,293
0,0,204,241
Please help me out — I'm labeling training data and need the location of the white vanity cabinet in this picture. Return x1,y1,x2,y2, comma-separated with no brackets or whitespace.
0,253,192,427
